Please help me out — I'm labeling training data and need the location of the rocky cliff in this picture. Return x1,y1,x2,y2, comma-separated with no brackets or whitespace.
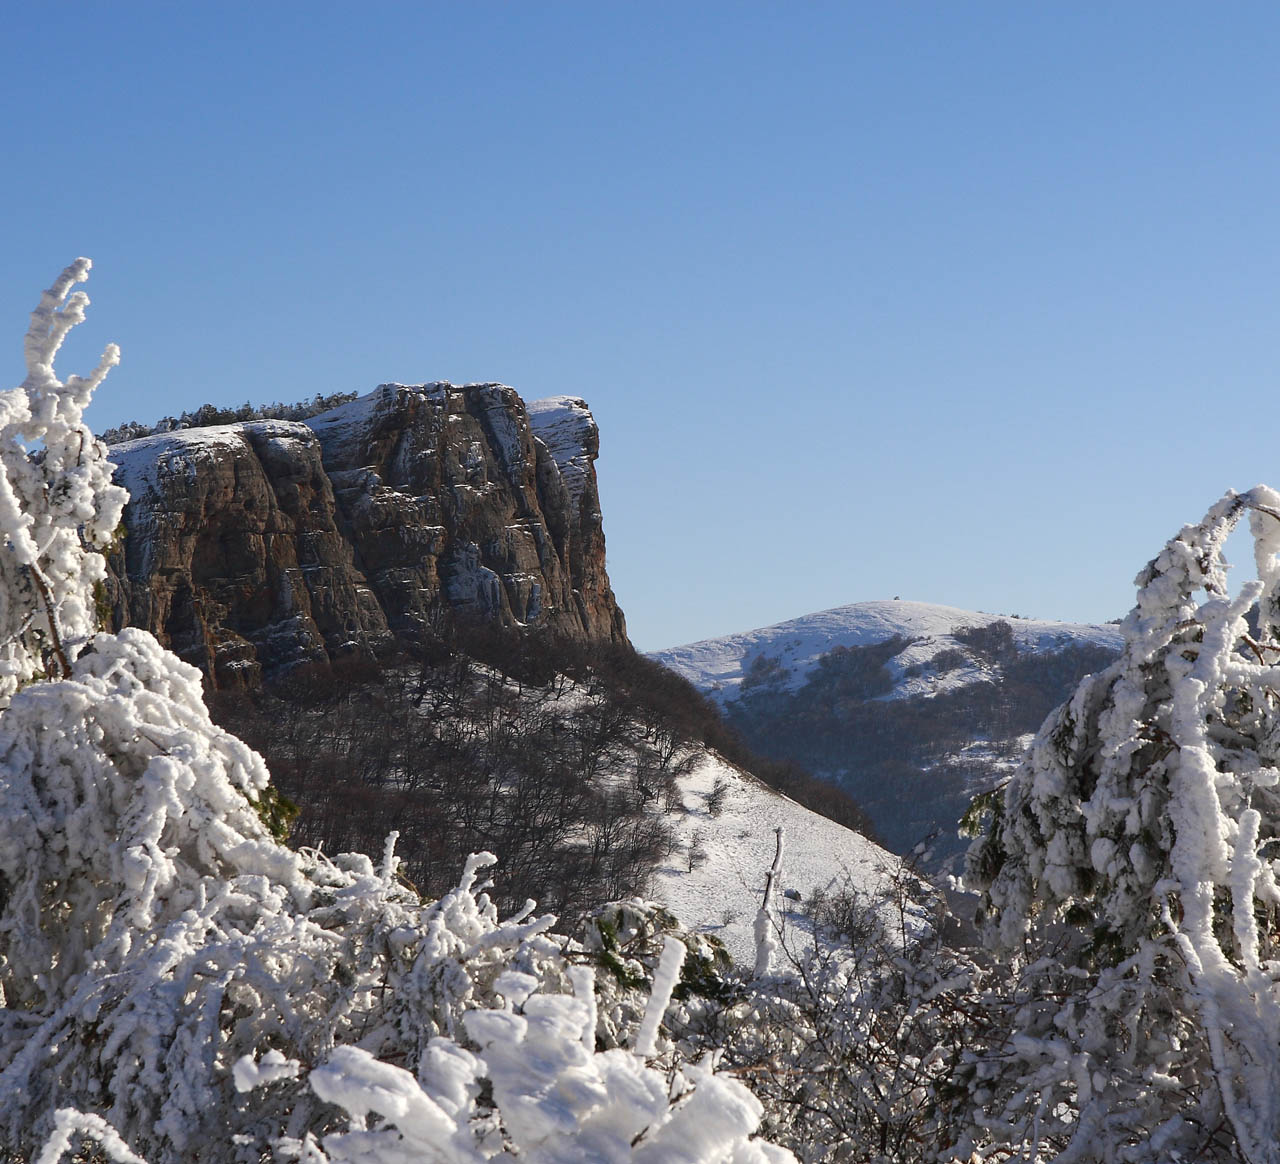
106,383,627,687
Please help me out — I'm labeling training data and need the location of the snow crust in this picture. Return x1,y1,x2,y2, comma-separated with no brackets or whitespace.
652,599,1123,703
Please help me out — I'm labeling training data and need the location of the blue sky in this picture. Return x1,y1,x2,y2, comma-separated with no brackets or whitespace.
4,3,1280,649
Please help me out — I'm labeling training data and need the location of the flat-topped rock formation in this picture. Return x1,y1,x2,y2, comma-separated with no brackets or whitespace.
107,383,627,687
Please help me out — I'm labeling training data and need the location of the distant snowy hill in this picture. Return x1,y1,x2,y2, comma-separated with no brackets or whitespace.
653,599,1122,704
652,600,1123,866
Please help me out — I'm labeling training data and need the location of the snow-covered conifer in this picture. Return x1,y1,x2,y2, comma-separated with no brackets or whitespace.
966,487,1280,1163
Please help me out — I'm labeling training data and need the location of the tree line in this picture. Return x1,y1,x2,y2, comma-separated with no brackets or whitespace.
99,390,360,444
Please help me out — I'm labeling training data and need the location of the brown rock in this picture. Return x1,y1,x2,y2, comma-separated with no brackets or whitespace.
106,384,627,687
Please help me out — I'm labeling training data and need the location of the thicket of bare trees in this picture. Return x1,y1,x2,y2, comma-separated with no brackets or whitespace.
212,650,687,922
211,627,879,924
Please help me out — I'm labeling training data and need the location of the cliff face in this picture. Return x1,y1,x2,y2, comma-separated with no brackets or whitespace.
107,383,627,687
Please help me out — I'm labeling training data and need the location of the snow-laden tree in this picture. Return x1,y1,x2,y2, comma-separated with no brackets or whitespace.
0,263,794,1163
0,258,125,703
965,488,1280,1163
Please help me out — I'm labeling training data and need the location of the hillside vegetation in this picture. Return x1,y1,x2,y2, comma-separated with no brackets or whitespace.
727,625,1118,859
212,627,879,927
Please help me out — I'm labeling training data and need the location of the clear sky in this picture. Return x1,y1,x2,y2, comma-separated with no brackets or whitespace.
4,3,1280,650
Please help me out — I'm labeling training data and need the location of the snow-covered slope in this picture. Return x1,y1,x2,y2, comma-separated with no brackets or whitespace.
653,751,905,964
653,599,1122,703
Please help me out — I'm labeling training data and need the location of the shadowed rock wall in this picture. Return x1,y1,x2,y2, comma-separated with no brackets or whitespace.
106,383,627,687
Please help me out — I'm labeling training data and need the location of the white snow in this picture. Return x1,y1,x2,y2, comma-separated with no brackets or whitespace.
108,419,315,501
0,258,127,704
649,752,905,965
527,396,596,506
652,598,1123,703
632,935,686,1058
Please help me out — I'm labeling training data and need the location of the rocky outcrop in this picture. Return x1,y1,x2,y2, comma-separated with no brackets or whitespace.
107,384,628,687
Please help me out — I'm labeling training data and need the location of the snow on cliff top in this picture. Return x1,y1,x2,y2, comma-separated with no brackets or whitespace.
302,384,598,501
109,384,599,507
654,750,909,964
108,420,315,500
526,396,597,506
652,599,1123,703
303,383,450,462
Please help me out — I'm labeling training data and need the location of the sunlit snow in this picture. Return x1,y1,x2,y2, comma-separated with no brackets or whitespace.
651,752,908,964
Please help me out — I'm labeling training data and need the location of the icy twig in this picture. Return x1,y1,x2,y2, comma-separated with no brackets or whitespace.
634,934,687,1059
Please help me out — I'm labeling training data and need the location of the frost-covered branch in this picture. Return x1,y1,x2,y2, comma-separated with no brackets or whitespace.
0,258,125,700
753,826,784,979
34,1109,148,1164
633,934,686,1058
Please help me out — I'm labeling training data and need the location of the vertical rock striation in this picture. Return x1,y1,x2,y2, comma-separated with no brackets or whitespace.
107,383,627,686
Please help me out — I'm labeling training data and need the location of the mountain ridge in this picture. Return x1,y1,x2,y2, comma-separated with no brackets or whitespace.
652,597,1123,702
653,599,1124,863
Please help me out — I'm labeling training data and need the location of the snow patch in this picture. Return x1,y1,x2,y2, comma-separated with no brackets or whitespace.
527,395,596,507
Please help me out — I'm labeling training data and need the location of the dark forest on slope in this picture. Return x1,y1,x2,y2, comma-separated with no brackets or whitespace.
211,629,878,925
722,623,1119,862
